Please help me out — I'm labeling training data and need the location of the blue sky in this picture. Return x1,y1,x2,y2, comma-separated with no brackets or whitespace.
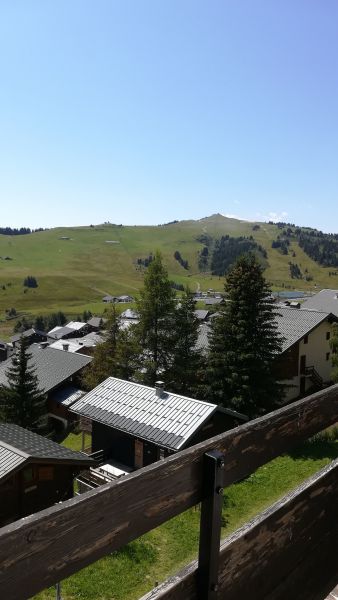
0,1,337,231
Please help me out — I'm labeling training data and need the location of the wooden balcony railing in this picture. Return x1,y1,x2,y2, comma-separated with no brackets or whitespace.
0,385,338,600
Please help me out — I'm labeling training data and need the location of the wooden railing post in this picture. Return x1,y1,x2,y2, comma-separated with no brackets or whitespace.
197,450,224,599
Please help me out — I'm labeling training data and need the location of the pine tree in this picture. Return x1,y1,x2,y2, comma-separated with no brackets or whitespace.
207,253,284,417
0,338,46,432
135,251,176,385
165,289,202,396
82,307,140,390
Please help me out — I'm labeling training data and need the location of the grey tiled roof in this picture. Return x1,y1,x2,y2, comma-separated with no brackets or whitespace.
275,307,332,352
195,307,333,354
301,289,338,317
87,317,107,328
71,377,217,450
0,423,94,482
11,328,47,344
0,346,92,393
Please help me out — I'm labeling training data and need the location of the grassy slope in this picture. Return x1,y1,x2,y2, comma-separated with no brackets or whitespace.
35,432,338,600
1,215,338,338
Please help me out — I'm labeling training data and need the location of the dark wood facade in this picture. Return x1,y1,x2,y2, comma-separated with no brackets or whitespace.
91,409,245,470
0,463,77,527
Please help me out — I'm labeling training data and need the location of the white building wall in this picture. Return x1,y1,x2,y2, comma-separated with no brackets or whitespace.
280,318,334,402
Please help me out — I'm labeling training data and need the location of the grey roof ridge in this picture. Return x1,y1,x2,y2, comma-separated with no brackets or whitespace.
297,307,331,315
0,438,29,459
102,376,217,408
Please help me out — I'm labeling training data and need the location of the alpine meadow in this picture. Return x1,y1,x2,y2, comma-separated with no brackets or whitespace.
1,214,338,339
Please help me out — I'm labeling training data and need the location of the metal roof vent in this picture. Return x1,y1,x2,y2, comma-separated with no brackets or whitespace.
155,381,165,397
39,342,49,349
62,343,70,352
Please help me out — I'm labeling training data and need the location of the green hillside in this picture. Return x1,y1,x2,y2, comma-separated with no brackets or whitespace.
0,214,337,339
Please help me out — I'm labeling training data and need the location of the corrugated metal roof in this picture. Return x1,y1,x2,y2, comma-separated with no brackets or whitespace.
0,423,94,482
0,445,26,480
71,377,217,450
0,346,92,393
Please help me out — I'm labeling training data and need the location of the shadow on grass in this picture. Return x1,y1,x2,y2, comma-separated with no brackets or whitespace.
289,429,338,462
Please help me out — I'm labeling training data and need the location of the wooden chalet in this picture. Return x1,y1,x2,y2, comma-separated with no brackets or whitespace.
0,423,94,527
71,378,247,473
0,345,92,430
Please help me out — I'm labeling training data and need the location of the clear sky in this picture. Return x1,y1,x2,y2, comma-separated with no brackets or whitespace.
0,1,337,231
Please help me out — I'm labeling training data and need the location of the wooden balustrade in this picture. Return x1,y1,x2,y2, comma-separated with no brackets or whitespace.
0,384,337,600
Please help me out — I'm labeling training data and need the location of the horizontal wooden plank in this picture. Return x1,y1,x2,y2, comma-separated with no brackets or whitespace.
0,385,338,599
140,459,338,600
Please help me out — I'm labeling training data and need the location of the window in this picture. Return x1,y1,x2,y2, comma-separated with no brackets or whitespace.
326,352,330,361
38,466,54,481
326,332,331,341
303,335,308,344
23,467,36,485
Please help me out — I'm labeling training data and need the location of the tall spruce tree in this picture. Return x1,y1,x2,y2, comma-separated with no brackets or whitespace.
0,337,46,432
135,251,176,385
82,306,140,390
207,253,284,417
165,289,202,396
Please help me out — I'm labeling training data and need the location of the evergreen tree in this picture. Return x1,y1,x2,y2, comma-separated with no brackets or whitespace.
0,338,46,431
34,315,46,331
135,251,176,385
207,253,284,417
82,307,140,390
165,289,202,396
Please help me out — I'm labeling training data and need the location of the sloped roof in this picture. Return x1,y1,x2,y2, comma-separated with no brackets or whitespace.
301,289,338,317
87,317,107,328
66,321,87,331
0,346,92,393
195,307,334,354
48,326,74,339
205,298,223,305
71,377,217,451
194,310,209,321
49,386,86,407
275,307,333,352
120,309,138,320
0,423,94,482
11,328,46,344
49,332,103,353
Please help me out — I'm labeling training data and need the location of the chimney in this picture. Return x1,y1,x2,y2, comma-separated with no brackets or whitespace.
155,381,165,397
39,342,49,350
62,343,69,352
